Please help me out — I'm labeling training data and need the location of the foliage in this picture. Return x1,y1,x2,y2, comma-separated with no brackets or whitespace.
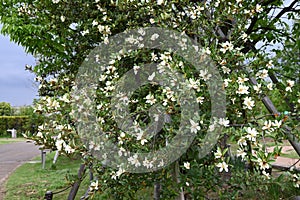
0,106,43,137
0,116,29,136
0,102,12,116
0,0,299,199
14,106,44,135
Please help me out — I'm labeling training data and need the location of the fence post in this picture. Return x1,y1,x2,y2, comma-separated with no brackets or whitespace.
68,164,86,200
44,191,53,200
41,150,46,169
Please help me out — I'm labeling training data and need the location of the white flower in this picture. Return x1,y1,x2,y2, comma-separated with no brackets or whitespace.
148,72,156,81
266,60,273,69
65,145,75,154
253,83,262,93
188,78,199,90
116,167,125,177
262,120,273,133
236,84,249,94
151,33,159,40
231,98,236,104
220,59,227,65
243,96,255,110
36,132,43,138
81,29,89,36
183,162,190,169
151,52,158,61
141,138,148,145
238,136,247,146
256,69,268,79
190,119,200,133
128,154,141,167
221,66,231,74
293,174,300,188
255,4,263,13
157,0,164,5
196,96,204,104
52,0,60,3
214,0,220,7
218,118,230,127
120,132,126,138
245,127,258,142
133,65,140,75
203,47,211,55
272,120,282,128
47,98,60,110
220,41,234,53
223,78,232,88
158,159,165,168
59,94,70,103
199,69,212,81
237,148,247,160
90,180,99,191
55,139,65,151
136,130,144,141
286,80,295,92
237,77,249,84
60,15,66,22
150,18,155,24
262,170,270,179
145,94,157,105
267,82,273,90
163,87,176,101
92,20,98,26
258,158,269,170
143,158,154,169
216,161,229,172
214,148,222,159
241,33,248,41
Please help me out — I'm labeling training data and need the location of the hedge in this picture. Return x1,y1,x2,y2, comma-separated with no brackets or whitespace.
0,116,33,137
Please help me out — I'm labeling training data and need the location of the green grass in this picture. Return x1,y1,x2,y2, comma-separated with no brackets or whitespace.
4,152,89,200
0,138,26,145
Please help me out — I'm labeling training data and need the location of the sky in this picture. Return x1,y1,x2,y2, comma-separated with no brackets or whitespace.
0,24,37,107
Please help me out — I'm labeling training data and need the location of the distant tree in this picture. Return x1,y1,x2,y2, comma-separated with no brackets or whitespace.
14,105,44,135
0,102,12,116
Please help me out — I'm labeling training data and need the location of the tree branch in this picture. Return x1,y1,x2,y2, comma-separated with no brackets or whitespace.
272,0,299,21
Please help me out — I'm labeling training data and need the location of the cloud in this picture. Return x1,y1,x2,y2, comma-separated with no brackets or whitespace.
0,24,37,106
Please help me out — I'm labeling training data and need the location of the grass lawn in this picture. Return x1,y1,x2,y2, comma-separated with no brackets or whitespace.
0,138,26,145
3,139,299,199
4,152,90,200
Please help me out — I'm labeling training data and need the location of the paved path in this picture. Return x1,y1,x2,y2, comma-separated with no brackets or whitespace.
0,141,40,199
268,146,300,170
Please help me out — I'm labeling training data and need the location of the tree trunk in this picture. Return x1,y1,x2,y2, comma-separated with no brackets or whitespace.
68,164,86,200
173,161,185,200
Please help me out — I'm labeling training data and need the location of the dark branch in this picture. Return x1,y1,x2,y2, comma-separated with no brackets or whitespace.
272,0,299,21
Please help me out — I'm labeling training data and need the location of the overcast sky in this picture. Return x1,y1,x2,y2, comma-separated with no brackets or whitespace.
0,24,37,107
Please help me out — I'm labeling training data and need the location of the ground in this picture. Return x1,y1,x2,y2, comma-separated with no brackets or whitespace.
0,141,40,199
0,140,299,199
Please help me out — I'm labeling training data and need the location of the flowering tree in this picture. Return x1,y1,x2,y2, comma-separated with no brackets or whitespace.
1,0,299,199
